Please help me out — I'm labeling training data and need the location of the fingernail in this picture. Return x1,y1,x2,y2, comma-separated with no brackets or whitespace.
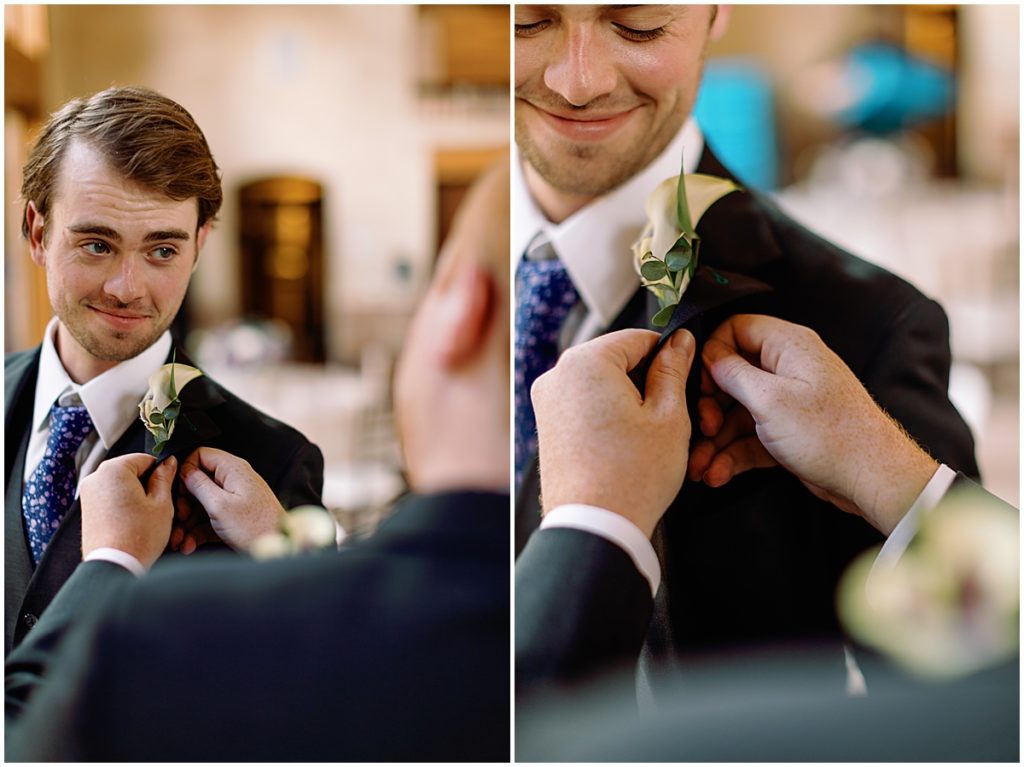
671,330,695,353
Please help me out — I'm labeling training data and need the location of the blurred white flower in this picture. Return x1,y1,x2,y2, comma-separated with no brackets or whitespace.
250,505,337,560
838,486,1019,678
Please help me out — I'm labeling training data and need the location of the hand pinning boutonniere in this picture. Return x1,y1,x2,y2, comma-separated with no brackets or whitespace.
631,153,741,326
138,355,204,456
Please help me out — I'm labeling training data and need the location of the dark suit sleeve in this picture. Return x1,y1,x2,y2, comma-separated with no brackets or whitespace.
863,297,979,478
270,440,325,510
516,528,653,696
5,561,134,722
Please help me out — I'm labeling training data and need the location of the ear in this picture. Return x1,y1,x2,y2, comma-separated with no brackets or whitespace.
25,201,47,267
434,264,494,369
193,222,212,273
710,5,731,41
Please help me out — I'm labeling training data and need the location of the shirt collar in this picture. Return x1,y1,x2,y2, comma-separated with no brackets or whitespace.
513,118,704,327
33,316,174,449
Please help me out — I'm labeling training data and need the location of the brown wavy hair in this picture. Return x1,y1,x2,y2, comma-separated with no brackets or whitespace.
21,86,222,238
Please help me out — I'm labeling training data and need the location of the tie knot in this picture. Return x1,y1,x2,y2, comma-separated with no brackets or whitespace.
47,404,95,455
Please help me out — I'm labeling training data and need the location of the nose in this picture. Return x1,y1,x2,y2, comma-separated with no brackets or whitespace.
543,23,617,107
103,255,145,305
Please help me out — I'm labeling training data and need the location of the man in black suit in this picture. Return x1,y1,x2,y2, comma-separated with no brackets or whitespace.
6,86,324,655
516,316,1017,760
513,5,978,667
5,161,511,761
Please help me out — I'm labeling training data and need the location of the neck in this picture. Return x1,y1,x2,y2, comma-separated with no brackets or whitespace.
523,161,595,224
55,323,118,384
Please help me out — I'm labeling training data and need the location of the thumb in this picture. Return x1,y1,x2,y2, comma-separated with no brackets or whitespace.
146,456,177,504
114,452,159,477
645,329,695,416
704,338,777,420
180,459,228,511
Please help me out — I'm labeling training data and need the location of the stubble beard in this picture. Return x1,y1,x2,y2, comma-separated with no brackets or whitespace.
56,297,176,364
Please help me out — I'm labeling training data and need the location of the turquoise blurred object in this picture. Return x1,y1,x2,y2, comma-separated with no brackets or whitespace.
835,43,954,133
694,58,779,190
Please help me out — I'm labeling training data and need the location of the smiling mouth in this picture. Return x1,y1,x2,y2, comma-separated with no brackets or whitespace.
535,105,638,140
90,306,151,326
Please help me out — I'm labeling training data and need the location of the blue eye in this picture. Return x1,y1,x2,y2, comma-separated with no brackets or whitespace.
83,241,111,255
151,246,177,261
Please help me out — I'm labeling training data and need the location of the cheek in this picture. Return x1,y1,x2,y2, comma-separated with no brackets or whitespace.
149,267,194,308
514,46,539,89
623,47,699,109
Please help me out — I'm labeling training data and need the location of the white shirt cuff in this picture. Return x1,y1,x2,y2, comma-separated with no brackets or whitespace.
870,463,956,578
541,505,661,597
84,548,147,578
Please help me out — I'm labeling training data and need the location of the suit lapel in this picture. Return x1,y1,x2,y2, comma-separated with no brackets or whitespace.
517,146,784,555
11,345,227,649
5,351,39,653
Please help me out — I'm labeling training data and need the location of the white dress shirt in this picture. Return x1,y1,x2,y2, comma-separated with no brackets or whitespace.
513,117,704,345
23,316,172,575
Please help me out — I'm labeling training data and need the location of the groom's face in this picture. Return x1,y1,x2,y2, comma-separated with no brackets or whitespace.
516,4,723,198
26,140,206,381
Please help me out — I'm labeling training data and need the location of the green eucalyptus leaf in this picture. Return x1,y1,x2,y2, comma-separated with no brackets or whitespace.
640,259,668,282
665,250,689,272
162,404,180,422
150,412,165,426
652,303,677,328
676,152,694,235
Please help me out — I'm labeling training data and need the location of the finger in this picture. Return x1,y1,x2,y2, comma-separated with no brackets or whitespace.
704,338,779,421
709,406,757,451
170,524,185,550
176,492,192,522
180,459,230,509
713,314,810,375
107,452,158,477
697,396,725,437
188,523,220,549
146,456,177,503
182,535,197,556
586,328,661,374
688,438,718,481
644,330,696,416
703,438,777,487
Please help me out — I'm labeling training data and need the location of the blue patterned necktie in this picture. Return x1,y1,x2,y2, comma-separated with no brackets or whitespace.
22,404,95,565
514,240,579,487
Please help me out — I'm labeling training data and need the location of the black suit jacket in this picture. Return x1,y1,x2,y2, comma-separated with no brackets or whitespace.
5,490,510,762
515,475,1007,695
516,147,979,660
5,344,324,655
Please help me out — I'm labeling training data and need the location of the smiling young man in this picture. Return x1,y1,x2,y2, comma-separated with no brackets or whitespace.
5,87,324,655
513,4,979,686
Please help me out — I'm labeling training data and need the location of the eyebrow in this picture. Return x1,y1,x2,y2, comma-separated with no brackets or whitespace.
67,224,191,242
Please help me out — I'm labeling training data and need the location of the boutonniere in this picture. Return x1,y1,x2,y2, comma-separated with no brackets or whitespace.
631,153,740,326
138,355,204,456
250,506,338,559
